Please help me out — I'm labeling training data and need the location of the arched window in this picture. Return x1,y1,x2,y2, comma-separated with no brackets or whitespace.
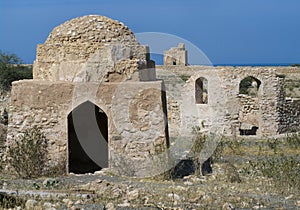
195,77,208,104
239,76,261,97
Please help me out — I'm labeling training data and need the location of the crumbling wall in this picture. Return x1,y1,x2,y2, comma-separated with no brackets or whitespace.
156,66,293,137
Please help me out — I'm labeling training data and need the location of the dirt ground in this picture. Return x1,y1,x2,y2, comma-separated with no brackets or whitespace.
0,136,299,210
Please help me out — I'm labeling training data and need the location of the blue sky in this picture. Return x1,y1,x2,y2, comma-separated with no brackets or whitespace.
0,0,300,65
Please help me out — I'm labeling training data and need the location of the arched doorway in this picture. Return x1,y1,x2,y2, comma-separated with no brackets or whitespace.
68,101,108,174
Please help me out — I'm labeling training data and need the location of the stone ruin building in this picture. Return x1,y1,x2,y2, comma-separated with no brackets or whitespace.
164,43,188,66
5,15,300,177
6,15,168,177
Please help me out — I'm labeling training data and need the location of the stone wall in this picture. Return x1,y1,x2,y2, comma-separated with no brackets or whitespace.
238,95,260,128
33,44,150,82
157,66,299,137
279,99,300,133
6,79,168,177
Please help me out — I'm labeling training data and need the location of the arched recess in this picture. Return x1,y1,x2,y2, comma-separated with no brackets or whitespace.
195,77,208,104
68,101,108,174
239,76,261,97
238,76,262,136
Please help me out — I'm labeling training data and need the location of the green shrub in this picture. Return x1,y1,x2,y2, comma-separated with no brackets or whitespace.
224,162,241,183
6,127,48,178
286,133,300,149
0,51,32,91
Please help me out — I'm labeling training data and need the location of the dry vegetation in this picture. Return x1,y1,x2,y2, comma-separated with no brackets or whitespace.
0,129,299,209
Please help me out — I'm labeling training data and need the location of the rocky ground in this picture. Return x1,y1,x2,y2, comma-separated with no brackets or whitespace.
0,135,299,210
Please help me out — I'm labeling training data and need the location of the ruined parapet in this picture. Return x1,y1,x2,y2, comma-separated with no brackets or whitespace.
164,43,188,66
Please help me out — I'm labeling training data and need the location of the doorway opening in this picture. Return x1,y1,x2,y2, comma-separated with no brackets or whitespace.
68,101,108,174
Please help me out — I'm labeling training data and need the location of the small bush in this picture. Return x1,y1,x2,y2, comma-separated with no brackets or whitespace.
275,74,286,79
0,193,25,209
224,162,241,183
267,138,280,153
6,127,48,178
211,136,244,163
286,133,300,149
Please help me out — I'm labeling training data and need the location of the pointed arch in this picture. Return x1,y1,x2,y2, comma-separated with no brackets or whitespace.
68,101,108,174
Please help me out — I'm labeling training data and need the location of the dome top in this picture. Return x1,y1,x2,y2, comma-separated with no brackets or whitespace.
45,15,139,46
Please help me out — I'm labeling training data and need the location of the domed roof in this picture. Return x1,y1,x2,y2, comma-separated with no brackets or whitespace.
45,15,139,46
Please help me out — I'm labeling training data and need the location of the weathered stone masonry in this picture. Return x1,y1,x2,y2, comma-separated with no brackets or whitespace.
276,77,300,133
6,15,168,177
156,65,300,137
